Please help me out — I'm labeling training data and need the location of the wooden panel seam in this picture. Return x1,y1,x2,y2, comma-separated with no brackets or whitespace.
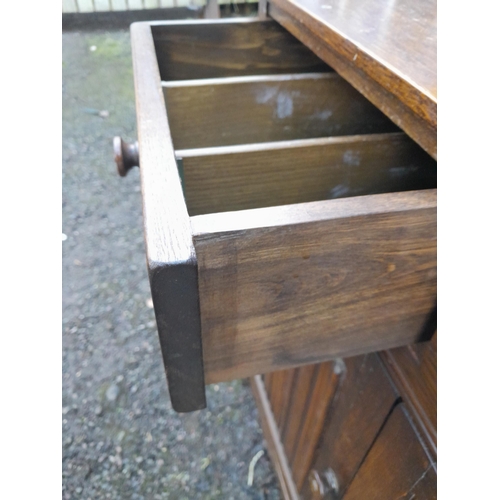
251,375,300,500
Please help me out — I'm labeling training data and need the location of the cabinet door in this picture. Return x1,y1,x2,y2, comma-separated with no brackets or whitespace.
342,404,436,500
303,354,398,499
381,333,437,457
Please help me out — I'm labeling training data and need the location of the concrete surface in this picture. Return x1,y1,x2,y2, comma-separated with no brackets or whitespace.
62,30,280,500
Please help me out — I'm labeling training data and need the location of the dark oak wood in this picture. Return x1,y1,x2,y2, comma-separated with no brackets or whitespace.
277,369,296,431
302,354,398,499
342,404,436,499
291,362,339,491
257,352,437,499
264,364,337,493
380,333,437,459
264,372,274,398
269,369,296,431
251,375,300,500
283,364,316,459
128,13,437,436
163,73,399,149
178,133,436,216
269,369,286,423
151,18,331,81
191,190,437,383
268,0,437,158
130,22,206,412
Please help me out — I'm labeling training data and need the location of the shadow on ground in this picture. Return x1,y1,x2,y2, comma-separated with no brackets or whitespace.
62,30,280,500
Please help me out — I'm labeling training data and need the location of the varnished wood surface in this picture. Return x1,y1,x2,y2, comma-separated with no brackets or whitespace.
192,190,437,383
342,404,436,499
271,369,296,431
259,352,436,499
179,133,436,216
163,73,399,149
130,23,206,412
291,362,339,491
266,362,344,493
266,363,341,494
282,364,316,459
251,375,300,500
381,333,437,458
269,0,437,158
271,0,437,110
277,370,296,431
151,18,331,81
302,354,398,499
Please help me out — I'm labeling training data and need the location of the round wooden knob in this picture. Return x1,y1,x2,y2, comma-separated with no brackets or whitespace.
114,137,139,177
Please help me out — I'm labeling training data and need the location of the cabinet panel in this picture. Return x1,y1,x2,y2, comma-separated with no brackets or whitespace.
291,362,340,491
381,333,437,456
302,354,399,498
342,404,436,500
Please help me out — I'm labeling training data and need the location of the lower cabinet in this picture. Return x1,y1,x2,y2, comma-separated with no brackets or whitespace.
342,404,436,500
252,337,437,499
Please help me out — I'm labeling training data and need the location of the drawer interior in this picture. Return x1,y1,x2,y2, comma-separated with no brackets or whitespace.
151,19,332,80
152,20,436,218
142,19,437,387
163,73,399,149
178,134,435,216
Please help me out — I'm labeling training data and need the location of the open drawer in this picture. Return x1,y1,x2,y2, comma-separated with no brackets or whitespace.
123,18,436,412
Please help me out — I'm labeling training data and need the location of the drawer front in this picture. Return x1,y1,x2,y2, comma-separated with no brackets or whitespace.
129,18,437,411
342,404,436,499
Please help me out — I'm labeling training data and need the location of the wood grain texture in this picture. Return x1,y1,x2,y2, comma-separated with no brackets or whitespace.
302,354,398,499
380,333,437,459
264,372,274,398
268,368,297,432
178,133,436,216
192,190,437,383
151,18,331,81
291,362,339,491
269,0,437,158
163,73,399,149
282,364,316,460
342,404,436,499
251,375,300,500
272,0,437,118
130,22,206,412
269,369,287,419
275,369,296,431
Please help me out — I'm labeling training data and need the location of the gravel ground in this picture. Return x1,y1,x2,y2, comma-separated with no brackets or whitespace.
62,30,280,500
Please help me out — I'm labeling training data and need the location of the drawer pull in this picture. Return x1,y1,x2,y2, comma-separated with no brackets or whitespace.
309,468,340,499
113,136,139,177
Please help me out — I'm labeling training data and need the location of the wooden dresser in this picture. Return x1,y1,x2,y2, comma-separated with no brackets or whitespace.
250,1,437,497
115,0,437,497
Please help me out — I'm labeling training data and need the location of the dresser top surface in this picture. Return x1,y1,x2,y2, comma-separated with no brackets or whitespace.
275,0,436,101
274,0,437,102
